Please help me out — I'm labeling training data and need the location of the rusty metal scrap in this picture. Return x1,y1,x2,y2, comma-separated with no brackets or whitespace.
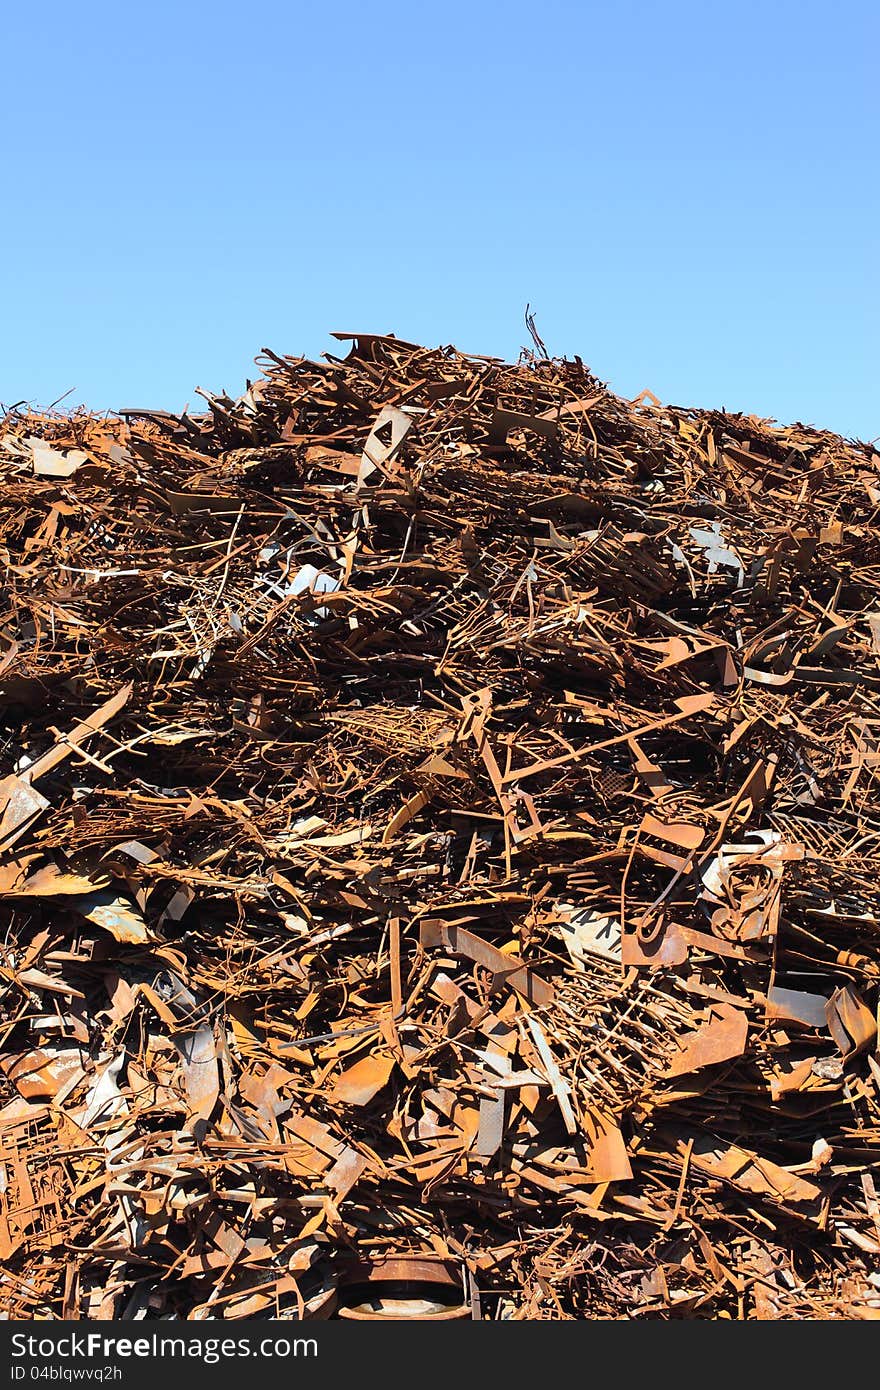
0,332,879,1319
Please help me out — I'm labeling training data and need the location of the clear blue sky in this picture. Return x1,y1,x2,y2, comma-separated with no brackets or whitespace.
2,1,876,440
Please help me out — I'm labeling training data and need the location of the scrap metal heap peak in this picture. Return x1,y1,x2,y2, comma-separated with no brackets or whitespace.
0,333,879,1319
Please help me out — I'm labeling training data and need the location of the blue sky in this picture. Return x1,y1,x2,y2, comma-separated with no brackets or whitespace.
1,1,876,440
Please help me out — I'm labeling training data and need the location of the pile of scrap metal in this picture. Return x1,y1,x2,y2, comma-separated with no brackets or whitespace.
0,332,879,1320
